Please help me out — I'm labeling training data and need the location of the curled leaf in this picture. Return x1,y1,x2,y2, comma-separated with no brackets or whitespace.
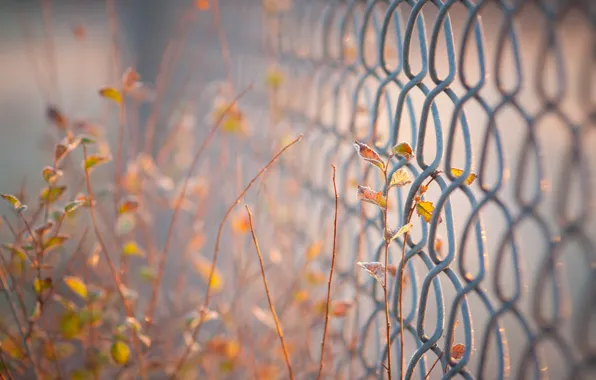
357,261,386,287
450,168,477,185
385,223,413,243
42,166,63,184
389,168,411,188
416,201,438,223
83,154,111,171
392,142,413,161
353,141,384,170
99,87,122,104
1,194,22,209
64,276,87,299
452,343,465,360
357,185,386,209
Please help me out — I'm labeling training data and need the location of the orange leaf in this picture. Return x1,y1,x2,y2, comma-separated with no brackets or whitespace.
231,214,251,234
306,241,322,260
357,185,386,209
195,0,209,10
353,141,384,170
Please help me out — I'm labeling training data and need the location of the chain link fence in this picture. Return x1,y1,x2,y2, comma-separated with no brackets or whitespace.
256,0,596,378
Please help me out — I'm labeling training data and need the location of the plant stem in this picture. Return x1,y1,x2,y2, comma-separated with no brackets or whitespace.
383,161,392,380
423,351,444,380
245,205,294,380
168,134,302,379
317,164,339,380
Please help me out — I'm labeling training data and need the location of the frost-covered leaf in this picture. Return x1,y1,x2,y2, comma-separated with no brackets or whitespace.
99,87,122,104
64,276,87,299
193,256,224,292
385,223,413,243
357,185,386,209
392,142,413,161
353,141,384,170
389,168,411,188
40,186,67,204
110,340,130,365
416,201,435,223
357,262,387,287
450,168,477,185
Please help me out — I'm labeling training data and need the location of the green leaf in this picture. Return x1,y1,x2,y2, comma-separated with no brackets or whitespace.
357,185,387,209
64,276,88,299
115,214,136,236
416,201,435,223
33,277,53,294
385,223,413,243
450,168,477,185
121,241,144,257
353,141,385,170
43,235,69,253
1,194,22,209
83,155,111,171
78,307,103,327
64,200,84,214
110,341,130,365
392,142,414,161
42,166,63,184
60,311,83,339
40,186,67,204
389,168,412,188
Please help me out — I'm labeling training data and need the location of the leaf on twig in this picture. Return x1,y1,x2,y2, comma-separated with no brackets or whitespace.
121,241,145,257
385,223,413,243
416,201,441,223
83,154,111,171
306,241,322,260
357,262,387,288
450,168,477,185
392,142,413,161
252,306,275,330
353,141,384,170
357,185,386,209
118,197,139,214
54,144,70,165
40,186,67,204
452,343,465,360
193,256,224,292
33,277,53,294
329,300,353,317
64,276,88,299
389,168,411,188
64,200,84,214
99,87,122,104
110,340,130,365
43,235,68,253
42,166,63,185
1,194,23,210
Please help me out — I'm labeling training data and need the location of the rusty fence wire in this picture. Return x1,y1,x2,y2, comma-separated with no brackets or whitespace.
253,0,596,379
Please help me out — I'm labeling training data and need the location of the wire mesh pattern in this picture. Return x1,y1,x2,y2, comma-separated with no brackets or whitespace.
262,0,596,378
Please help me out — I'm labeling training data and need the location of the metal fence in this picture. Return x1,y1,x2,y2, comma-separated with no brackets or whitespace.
262,1,596,379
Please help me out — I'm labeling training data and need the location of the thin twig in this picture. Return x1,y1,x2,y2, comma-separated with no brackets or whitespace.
145,84,253,325
168,134,303,379
245,205,294,380
383,158,393,380
82,143,147,380
317,164,339,380
424,352,444,379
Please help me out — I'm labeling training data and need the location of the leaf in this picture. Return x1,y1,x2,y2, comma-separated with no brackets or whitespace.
1,194,22,209
54,143,70,165
293,289,309,303
64,276,87,299
195,0,209,10
99,87,123,103
60,311,82,339
353,141,385,170
265,68,284,89
47,106,68,129
357,262,387,287
434,237,444,258
389,168,412,188
450,168,477,185
330,300,353,317
115,213,136,236
42,166,63,184
125,317,142,333
40,186,67,204
110,341,130,365
357,185,386,209
118,197,139,214
193,256,224,292
121,67,141,91
385,223,413,243
43,341,75,361
306,241,322,260
121,241,145,257
207,338,240,360
231,214,251,234
416,201,435,223
304,269,326,286
1,338,23,359
78,307,102,327
252,306,275,330
83,154,111,171
64,200,84,214
392,142,414,161
139,265,156,282
452,343,465,360
43,235,69,253
88,243,101,267
33,277,53,294
119,284,138,301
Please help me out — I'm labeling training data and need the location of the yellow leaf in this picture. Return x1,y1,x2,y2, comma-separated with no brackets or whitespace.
304,270,326,286
306,241,322,260
83,154,111,171
33,277,53,294
99,87,122,103
110,341,130,365
389,168,411,188
64,276,87,299
357,185,386,209
1,338,23,359
385,223,413,243
121,241,145,257
43,235,69,253
450,168,477,185
265,68,285,89
353,141,384,170
1,194,22,209
207,338,240,360
392,142,414,161
40,186,67,204
416,201,435,223
293,289,309,303
60,311,82,339
193,256,224,292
